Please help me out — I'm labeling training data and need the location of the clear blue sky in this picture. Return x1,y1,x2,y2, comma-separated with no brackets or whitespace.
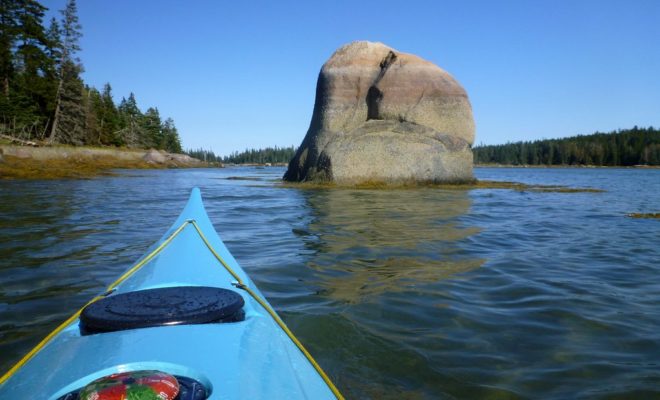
43,0,660,155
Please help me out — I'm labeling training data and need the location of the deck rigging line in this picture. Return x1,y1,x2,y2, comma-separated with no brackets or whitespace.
190,220,344,400
0,221,188,386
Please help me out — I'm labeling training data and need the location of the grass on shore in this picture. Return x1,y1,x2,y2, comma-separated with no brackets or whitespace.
0,155,165,179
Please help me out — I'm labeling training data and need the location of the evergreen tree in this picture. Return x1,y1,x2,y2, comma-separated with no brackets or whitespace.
142,107,162,148
0,0,20,99
84,86,102,144
473,127,660,166
185,148,222,163
45,17,62,64
99,83,120,145
221,146,297,164
14,0,51,110
116,92,145,147
48,0,84,144
1,0,184,150
53,62,85,143
0,0,54,138
160,118,182,153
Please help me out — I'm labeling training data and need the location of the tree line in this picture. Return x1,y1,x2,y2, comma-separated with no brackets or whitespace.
186,146,297,164
185,148,223,163
0,0,182,152
473,127,659,166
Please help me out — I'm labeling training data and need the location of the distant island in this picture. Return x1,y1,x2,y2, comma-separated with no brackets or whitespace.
186,146,296,165
473,127,659,167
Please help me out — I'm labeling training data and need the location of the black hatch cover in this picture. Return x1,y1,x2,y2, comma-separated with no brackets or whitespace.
80,286,244,334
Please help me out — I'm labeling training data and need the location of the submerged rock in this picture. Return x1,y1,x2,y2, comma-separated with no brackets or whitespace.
284,41,475,184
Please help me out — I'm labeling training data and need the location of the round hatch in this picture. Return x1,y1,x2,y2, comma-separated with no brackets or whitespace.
80,286,244,334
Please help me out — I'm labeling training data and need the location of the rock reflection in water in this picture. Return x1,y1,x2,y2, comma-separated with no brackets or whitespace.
297,188,483,304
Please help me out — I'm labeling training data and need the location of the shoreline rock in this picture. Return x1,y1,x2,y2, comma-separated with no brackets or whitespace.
0,145,212,179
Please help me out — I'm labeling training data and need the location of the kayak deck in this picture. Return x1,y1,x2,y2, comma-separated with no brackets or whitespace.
0,188,340,399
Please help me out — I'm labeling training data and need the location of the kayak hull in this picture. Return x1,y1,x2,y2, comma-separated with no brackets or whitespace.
0,188,337,400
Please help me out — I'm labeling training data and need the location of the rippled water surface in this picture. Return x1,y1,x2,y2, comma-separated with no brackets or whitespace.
1,167,659,399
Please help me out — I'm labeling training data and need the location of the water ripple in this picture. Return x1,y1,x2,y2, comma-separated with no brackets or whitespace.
0,167,659,399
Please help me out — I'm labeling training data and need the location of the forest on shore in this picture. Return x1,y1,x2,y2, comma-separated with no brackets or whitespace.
0,0,182,152
4,1,655,168
473,127,659,166
186,146,296,164
187,127,660,166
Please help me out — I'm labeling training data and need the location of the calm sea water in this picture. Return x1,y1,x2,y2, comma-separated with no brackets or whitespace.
0,167,658,399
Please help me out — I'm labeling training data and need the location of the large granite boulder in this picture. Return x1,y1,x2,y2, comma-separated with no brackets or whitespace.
284,41,475,184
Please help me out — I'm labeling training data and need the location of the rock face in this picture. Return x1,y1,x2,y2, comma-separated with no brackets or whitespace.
143,149,203,166
0,145,203,166
143,149,168,164
284,41,475,184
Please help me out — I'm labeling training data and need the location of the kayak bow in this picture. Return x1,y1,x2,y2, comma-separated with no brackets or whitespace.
0,188,342,400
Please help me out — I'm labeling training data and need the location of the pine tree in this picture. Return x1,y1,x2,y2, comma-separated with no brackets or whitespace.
117,92,145,147
0,0,54,138
48,0,84,144
220,146,297,164
45,17,62,64
98,83,120,145
161,118,182,153
1,0,184,148
54,63,85,144
43,18,62,108
14,0,54,138
84,86,102,144
142,107,162,149
0,0,20,99
473,128,660,166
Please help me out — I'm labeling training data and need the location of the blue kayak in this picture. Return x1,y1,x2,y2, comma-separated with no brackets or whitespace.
0,188,342,399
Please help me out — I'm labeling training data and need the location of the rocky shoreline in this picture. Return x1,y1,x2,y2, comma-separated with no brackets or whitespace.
0,145,212,179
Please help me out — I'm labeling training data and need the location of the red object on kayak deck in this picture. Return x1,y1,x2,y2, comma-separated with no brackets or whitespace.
78,370,179,400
